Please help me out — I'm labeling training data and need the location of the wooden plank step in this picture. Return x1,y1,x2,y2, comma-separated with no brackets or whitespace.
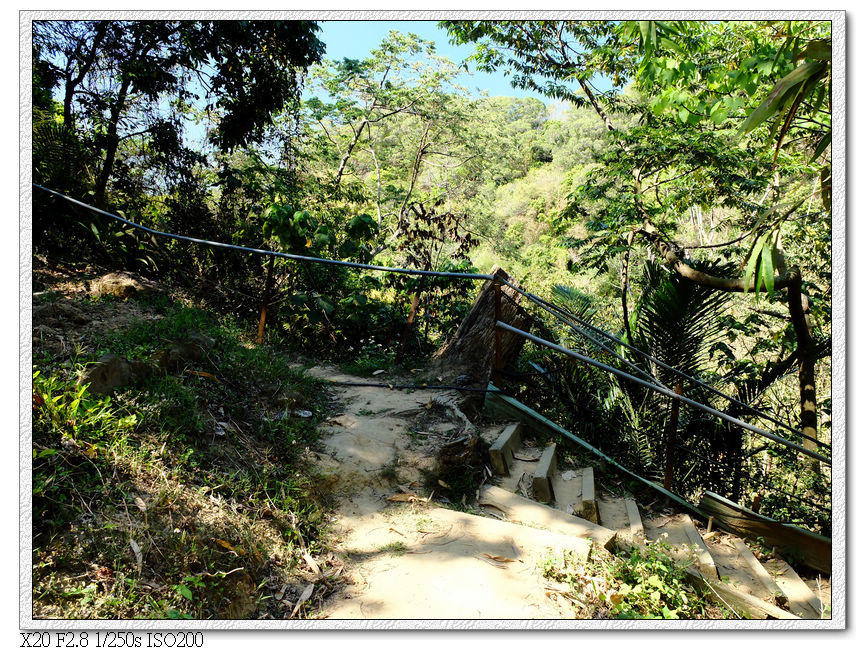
624,498,645,541
764,556,825,619
488,422,523,476
478,485,617,550
730,539,783,604
550,468,582,515
581,466,598,524
682,516,718,580
597,493,631,535
645,514,717,579
532,444,557,504
699,490,830,574
703,535,775,600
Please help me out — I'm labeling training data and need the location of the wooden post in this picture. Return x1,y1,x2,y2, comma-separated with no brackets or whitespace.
492,278,503,388
257,255,276,345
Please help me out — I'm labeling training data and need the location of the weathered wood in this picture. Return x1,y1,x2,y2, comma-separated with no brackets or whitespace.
682,515,718,580
532,444,557,504
489,422,523,477
617,538,800,620
705,535,775,601
731,538,783,604
764,556,825,619
597,493,630,536
646,514,716,579
682,566,800,620
581,466,598,524
699,491,830,575
550,467,582,516
625,498,645,541
432,266,531,383
478,485,616,550
484,387,707,520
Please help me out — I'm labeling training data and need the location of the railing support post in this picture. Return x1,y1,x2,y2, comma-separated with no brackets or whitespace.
492,277,503,389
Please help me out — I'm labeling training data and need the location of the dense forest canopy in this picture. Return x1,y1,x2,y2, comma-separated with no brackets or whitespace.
32,19,832,530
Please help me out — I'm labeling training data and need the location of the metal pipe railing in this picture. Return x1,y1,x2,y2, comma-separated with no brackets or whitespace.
494,320,830,466
33,184,494,282
500,277,829,449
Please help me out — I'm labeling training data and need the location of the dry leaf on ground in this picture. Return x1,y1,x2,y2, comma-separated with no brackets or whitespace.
387,493,418,502
291,583,315,618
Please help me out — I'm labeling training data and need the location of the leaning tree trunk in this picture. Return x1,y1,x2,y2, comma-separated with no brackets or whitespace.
431,266,532,385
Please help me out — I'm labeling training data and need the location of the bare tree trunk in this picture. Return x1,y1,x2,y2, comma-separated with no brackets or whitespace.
93,73,132,207
786,269,820,460
432,266,532,385
63,22,109,130
621,230,636,347
663,378,684,491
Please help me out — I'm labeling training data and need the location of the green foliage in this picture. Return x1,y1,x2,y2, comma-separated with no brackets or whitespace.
32,299,332,619
541,541,735,619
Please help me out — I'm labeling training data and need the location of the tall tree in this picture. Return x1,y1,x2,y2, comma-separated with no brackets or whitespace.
444,19,831,447
33,20,324,206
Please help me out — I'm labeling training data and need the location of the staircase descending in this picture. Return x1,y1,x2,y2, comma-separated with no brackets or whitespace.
480,421,829,620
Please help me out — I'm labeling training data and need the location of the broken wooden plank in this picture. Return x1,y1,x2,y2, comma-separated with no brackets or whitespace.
682,515,719,580
532,444,557,504
705,535,775,600
764,556,825,619
489,422,523,476
617,538,799,620
731,538,783,605
682,566,800,620
478,485,616,550
581,466,598,524
699,491,830,575
624,498,644,541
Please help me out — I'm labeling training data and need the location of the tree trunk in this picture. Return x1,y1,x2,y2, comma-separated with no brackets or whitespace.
663,378,684,491
620,230,636,347
431,266,532,385
94,74,132,207
786,269,820,461
63,21,109,129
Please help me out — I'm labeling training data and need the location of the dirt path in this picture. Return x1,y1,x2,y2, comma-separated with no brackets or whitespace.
305,366,585,620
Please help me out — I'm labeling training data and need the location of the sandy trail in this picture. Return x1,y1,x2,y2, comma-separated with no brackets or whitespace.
305,366,587,620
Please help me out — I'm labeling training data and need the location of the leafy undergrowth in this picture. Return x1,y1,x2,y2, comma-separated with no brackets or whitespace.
32,278,339,620
541,540,738,620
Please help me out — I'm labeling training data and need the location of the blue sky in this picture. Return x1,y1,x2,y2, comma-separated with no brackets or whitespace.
315,20,554,103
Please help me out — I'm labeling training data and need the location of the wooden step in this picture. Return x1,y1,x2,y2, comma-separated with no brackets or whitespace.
488,422,523,476
645,513,717,579
550,468,582,515
581,466,598,524
699,490,830,574
597,494,645,543
430,503,594,561
730,539,784,604
478,485,617,550
703,534,776,600
624,498,645,541
532,443,557,504
764,556,825,619
597,493,630,534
